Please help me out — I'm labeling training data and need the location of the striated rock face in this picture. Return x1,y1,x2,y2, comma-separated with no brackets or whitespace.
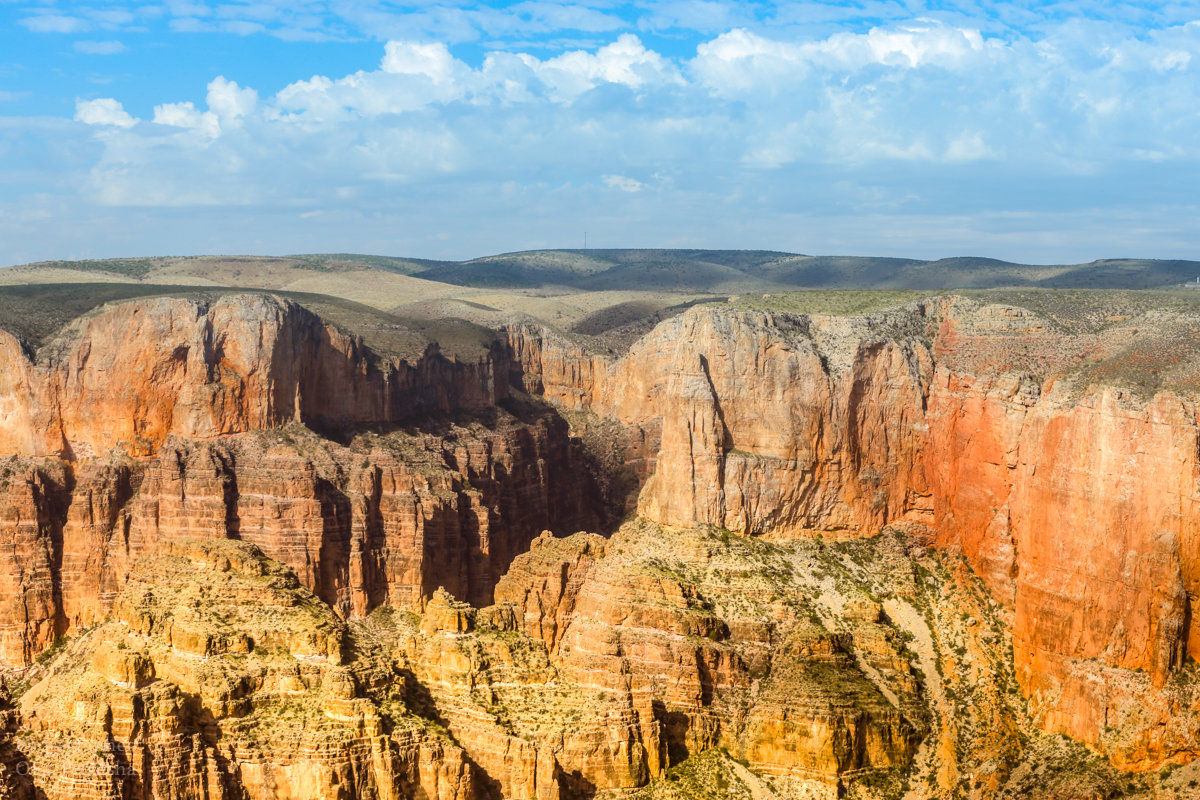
3,287,1200,791
508,309,936,538
0,681,35,799
491,529,607,651
0,461,70,666
0,295,599,670
13,537,477,800
0,294,506,460
4,409,597,671
382,520,921,800
548,521,921,791
508,299,1200,771
1005,389,1200,770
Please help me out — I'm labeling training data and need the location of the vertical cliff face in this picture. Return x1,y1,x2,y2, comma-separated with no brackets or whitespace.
508,300,1200,771
0,462,69,666
397,521,922,800
508,310,935,538
41,411,595,666
4,288,1200,788
0,681,34,800
0,295,597,672
0,294,507,459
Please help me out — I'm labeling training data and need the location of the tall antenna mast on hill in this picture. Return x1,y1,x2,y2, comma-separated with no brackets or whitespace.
584,231,587,249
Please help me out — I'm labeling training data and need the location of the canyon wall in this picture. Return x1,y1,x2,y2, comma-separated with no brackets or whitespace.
0,294,597,669
0,294,504,459
1,289,1198,792
507,299,1200,770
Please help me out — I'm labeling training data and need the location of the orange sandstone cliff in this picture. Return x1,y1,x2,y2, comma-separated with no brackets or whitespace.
0,295,598,669
507,298,1200,773
1,290,1199,799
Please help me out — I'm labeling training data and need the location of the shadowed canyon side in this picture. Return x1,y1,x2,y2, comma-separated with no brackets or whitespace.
0,294,599,668
507,298,1200,773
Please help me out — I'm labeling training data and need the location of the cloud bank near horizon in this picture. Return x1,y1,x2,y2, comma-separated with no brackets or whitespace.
2,2,1199,265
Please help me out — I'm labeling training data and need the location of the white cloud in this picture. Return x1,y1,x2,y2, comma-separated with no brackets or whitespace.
639,0,752,34
1153,51,1191,71
206,77,258,123
152,101,220,137
74,40,128,55
531,33,682,98
20,14,91,33
381,41,460,80
692,23,998,96
944,132,997,162
75,98,137,128
603,174,645,192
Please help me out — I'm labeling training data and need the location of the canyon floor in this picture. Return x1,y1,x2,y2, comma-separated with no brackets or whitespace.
0,252,1198,800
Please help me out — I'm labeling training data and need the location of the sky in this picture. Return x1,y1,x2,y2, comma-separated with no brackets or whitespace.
1,1,1199,265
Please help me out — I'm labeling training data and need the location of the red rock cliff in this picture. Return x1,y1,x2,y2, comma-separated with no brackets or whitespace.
0,294,504,459
0,295,596,670
507,299,1200,770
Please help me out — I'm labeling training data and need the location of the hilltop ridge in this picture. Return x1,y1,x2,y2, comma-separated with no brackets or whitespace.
6,249,1200,293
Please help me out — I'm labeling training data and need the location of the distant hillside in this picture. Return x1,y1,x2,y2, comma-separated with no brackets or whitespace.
413,249,799,291
9,253,438,280
6,250,1199,293
410,250,1200,291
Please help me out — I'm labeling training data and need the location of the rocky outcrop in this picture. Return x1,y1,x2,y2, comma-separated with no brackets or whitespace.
383,520,921,800
491,529,607,650
0,460,70,665
5,408,597,670
0,681,35,799
0,294,506,460
3,287,1200,787
13,538,479,800
549,521,920,790
508,299,1200,771
509,309,936,538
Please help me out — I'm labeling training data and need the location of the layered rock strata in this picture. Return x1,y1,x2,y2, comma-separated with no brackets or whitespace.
0,294,505,460
382,520,923,800
13,538,476,800
0,295,597,669
507,299,1200,770
2,288,1199,787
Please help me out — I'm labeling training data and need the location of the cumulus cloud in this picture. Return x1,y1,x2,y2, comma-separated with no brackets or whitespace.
69,22,1200,198
533,33,682,96
206,77,258,123
152,101,220,137
75,98,137,128
603,175,645,192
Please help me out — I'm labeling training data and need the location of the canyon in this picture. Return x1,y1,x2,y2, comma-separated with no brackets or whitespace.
0,285,1197,799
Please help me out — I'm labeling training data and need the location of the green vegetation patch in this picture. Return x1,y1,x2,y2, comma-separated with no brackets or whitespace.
962,288,1200,333
286,253,450,275
29,258,156,278
723,290,929,316
631,748,766,800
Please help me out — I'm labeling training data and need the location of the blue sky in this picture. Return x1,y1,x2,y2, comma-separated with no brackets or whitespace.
1,1,1198,265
